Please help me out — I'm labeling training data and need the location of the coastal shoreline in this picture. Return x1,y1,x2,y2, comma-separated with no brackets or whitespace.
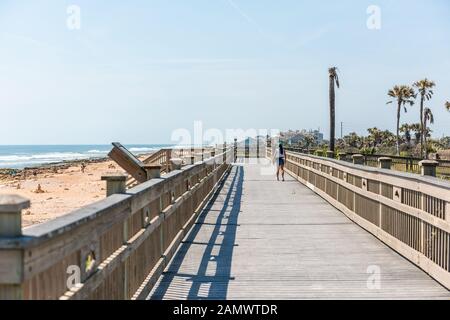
0,152,154,227
0,156,109,181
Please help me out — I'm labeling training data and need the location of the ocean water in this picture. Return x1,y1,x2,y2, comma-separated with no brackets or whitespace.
0,144,173,169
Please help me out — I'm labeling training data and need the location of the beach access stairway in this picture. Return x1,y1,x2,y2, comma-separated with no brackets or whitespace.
125,147,218,188
0,142,449,299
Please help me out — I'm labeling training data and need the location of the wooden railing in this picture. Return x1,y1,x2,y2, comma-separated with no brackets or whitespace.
126,147,217,188
0,148,234,299
285,147,450,180
343,152,450,179
234,140,265,159
278,148,450,289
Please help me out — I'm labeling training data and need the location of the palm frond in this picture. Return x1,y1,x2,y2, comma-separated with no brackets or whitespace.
328,67,340,88
424,107,434,124
387,85,415,109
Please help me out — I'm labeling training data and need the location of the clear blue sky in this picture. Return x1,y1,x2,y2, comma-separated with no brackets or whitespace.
1,0,449,144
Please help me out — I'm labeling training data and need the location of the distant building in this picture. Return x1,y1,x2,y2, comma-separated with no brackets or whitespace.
281,129,324,145
310,130,324,143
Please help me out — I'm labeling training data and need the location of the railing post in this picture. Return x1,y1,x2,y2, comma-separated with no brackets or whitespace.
223,142,227,164
352,154,364,165
166,149,172,173
245,139,249,159
0,195,30,300
100,174,129,298
101,174,127,196
234,138,238,162
419,160,439,177
257,138,260,159
170,158,183,171
378,157,392,170
337,152,346,161
144,164,162,180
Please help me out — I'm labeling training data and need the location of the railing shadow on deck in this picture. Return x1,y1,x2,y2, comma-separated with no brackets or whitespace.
149,165,244,300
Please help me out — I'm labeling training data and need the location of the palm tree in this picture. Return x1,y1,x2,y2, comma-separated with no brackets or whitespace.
399,124,412,148
304,134,316,152
343,132,362,149
328,67,340,153
387,85,415,155
409,123,422,145
423,107,434,159
413,79,435,158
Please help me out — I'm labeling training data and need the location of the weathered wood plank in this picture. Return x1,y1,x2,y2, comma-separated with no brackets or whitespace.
108,142,148,183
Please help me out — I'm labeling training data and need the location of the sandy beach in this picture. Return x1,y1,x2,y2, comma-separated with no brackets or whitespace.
0,155,150,228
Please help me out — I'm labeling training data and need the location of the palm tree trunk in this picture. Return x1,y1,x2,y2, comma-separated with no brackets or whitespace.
329,76,335,152
424,119,428,159
419,95,424,158
396,101,401,155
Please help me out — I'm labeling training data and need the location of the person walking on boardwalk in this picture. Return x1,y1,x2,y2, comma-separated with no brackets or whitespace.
273,143,285,181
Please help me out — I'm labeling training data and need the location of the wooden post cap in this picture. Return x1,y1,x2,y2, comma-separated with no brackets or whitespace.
144,164,162,180
378,157,392,169
337,152,346,160
0,195,30,213
419,160,439,167
101,174,127,181
0,195,29,237
352,154,365,165
326,151,335,158
419,160,439,177
101,173,127,196
143,164,162,169
170,158,183,165
170,158,183,170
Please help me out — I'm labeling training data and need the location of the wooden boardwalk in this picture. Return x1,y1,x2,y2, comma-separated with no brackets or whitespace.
148,159,450,299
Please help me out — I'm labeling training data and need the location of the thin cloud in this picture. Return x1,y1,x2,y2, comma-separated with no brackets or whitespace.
297,26,330,48
226,0,265,36
142,58,247,65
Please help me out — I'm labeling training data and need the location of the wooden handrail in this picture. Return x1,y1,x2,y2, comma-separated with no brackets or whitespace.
279,148,450,289
284,147,450,179
0,148,234,300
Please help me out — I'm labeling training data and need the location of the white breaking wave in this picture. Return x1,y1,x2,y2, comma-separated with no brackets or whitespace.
129,147,156,152
87,150,109,154
0,152,86,162
0,145,162,169
0,152,104,169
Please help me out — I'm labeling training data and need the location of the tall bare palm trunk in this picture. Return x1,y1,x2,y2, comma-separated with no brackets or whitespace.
419,96,424,158
329,76,335,152
424,118,428,159
396,101,401,155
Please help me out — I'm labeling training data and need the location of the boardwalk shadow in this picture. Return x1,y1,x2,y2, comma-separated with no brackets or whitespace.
149,165,244,300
